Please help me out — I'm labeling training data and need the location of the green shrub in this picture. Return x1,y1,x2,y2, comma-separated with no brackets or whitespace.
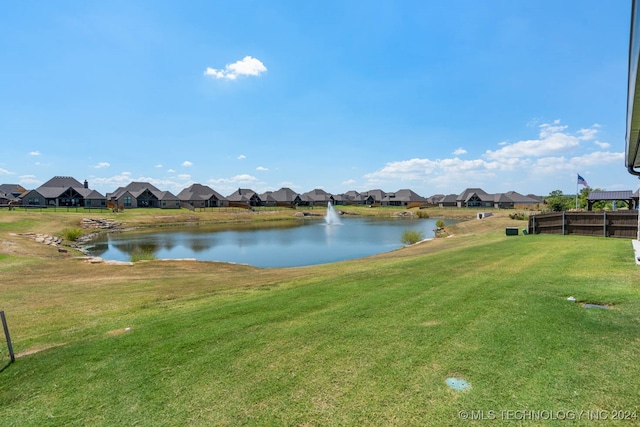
509,212,528,220
401,229,425,245
435,219,445,229
416,210,429,218
61,227,83,242
130,249,158,262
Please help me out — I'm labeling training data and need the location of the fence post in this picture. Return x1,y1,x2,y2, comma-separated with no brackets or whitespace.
603,211,607,237
533,216,536,234
1,311,15,363
562,212,565,235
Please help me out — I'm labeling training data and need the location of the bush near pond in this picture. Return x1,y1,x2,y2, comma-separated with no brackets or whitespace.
130,249,158,262
61,227,83,241
401,228,425,245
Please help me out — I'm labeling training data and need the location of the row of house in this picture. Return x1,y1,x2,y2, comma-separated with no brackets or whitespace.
435,188,544,209
0,176,544,210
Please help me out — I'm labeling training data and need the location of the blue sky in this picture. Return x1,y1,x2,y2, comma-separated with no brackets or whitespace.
1,0,637,198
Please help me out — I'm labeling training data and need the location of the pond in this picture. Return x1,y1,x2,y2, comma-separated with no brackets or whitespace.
83,216,453,268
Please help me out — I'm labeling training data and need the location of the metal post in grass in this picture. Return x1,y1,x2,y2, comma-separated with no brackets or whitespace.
1,311,15,363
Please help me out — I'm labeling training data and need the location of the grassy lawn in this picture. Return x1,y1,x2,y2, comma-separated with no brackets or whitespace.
0,209,638,425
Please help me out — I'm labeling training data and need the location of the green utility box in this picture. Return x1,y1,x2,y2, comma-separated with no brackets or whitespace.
505,227,519,236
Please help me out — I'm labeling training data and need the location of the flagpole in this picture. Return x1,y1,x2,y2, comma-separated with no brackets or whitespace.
575,175,578,209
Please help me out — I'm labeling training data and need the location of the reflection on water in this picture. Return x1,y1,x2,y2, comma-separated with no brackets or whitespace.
84,217,452,268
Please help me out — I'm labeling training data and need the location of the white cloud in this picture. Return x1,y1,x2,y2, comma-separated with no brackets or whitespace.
168,169,176,173
177,174,191,180
452,148,467,155
204,56,267,80
90,171,132,187
19,174,40,186
94,162,110,169
237,154,246,160
484,121,589,160
577,124,600,141
210,174,258,184
207,174,264,195
182,161,193,167
90,172,194,194
363,156,508,192
594,141,611,149
29,151,41,156
365,158,438,180
362,121,623,193
279,181,297,188
155,164,163,168
524,151,622,177
256,166,269,171
571,151,624,167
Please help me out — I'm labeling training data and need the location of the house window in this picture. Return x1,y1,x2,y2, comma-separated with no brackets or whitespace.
124,196,132,207
86,200,92,207
162,201,166,207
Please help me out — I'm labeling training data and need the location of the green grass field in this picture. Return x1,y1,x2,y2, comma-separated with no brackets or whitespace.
0,209,638,425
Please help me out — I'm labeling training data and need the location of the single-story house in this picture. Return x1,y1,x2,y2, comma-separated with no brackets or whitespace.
0,190,12,206
177,184,228,208
260,187,302,206
107,182,180,209
360,189,386,205
0,184,26,206
457,188,495,208
438,194,459,207
21,176,106,208
382,189,426,206
300,189,335,206
0,184,26,200
334,190,362,205
334,190,382,205
226,188,262,207
493,191,543,209
426,194,445,205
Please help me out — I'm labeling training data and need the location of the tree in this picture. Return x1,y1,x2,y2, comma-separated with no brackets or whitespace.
546,190,573,212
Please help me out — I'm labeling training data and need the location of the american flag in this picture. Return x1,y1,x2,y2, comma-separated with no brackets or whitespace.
577,174,589,187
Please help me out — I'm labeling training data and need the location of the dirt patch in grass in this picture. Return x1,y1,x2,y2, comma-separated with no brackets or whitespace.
421,320,441,327
107,327,132,336
15,343,66,358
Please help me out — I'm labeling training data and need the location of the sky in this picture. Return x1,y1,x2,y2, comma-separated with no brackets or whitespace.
1,0,638,198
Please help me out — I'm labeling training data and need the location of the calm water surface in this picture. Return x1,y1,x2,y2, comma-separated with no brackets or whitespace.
84,217,450,268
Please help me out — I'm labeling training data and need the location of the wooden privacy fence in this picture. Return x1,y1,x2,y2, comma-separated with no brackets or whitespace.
528,211,638,238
